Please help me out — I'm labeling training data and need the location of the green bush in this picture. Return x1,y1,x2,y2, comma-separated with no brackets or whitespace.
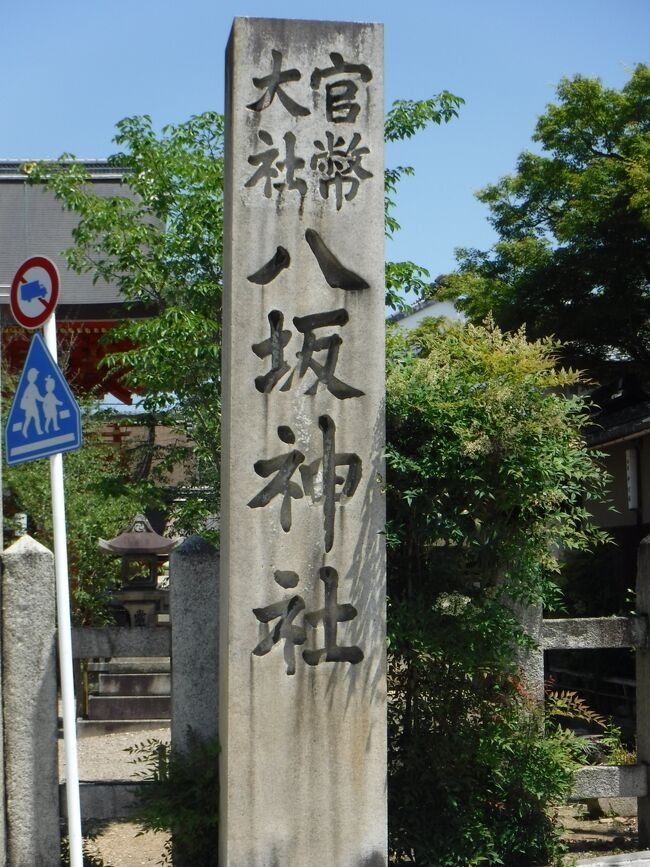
126,731,219,866
386,318,610,865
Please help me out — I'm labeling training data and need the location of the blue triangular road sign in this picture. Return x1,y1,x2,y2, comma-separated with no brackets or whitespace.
5,333,82,466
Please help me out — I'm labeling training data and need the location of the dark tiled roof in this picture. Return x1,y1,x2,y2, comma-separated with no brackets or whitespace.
587,377,650,446
0,160,126,179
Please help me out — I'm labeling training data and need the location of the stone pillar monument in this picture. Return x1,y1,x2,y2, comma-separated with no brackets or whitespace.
221,17,386,867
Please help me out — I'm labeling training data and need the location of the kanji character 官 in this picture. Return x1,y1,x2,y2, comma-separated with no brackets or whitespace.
311,52,372,123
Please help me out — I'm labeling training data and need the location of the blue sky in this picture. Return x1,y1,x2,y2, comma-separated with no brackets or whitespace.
3,0,648,285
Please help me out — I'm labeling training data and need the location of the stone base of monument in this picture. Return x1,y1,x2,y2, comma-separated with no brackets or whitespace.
576,853,650,865
83,657,171,730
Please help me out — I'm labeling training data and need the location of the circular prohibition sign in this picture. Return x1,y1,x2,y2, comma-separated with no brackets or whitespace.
10,255,60,329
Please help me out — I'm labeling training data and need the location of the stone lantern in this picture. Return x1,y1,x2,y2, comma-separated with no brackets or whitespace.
98,514,177,627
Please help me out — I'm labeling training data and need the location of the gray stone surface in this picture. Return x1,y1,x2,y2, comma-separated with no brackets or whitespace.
542,616,646,649
571,765,648,800
60,781,157,820
0,557,5,865
576,853,650,865
1,535,60,865
170,535,219,752
586,797,638,818
98,672,171,695
87,695,171,720
221,17,386,867
72,626,171,658
637,536,650,846
512,602,544,701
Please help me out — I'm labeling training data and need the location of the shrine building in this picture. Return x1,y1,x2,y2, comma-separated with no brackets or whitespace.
0,159,139,402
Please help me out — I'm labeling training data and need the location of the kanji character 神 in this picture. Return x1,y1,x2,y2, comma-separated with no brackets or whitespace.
300,415,362,552
247,426,304,532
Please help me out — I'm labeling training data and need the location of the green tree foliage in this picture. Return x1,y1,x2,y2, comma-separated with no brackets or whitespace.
26,112,225,535
434,65,650,380
4,405,159,624
126,733,219,866
26,93,463,532
386,318,610,865
384,93,465,310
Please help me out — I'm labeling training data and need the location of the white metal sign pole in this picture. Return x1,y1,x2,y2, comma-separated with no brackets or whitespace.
43,313,83,866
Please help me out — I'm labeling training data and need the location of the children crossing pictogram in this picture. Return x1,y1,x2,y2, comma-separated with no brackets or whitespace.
5,333,82,465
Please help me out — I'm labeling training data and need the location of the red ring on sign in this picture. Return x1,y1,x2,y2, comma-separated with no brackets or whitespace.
10,256,60,329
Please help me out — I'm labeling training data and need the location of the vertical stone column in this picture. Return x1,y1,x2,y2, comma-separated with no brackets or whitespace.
0,556,5,867
170,535,220,752
513,601,544,702
637,534,650,846
221,17,386,867
170,535,220,866
1,536,60,865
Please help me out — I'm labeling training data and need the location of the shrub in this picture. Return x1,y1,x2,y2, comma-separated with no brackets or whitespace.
126,731,219,866
386,318,610,865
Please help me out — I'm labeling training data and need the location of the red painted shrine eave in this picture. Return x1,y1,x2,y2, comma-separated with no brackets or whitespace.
2,321,135,404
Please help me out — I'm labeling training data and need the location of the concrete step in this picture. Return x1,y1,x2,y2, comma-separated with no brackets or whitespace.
88,656,170,675
73,719,171,737
87,695,170,721
576,853,650,865
97,672,171,696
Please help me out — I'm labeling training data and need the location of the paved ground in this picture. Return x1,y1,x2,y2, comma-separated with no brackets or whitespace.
59,733,645,865
59,727,170,866
560,803,639,862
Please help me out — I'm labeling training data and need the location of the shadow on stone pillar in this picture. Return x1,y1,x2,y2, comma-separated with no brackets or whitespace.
636,535,650,847
512,601,545,703
169,534,220,865
1,535,60,866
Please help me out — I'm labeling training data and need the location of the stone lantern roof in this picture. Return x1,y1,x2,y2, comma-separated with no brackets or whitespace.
98,514,177,558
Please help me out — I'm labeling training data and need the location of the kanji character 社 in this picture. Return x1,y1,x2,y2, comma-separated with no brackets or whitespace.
303,567,364,665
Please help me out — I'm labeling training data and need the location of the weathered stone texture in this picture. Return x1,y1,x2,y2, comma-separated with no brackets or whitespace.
221,17,386,867
636,535,650,846
543,616,647,649
571,765,648,800
170,535,219,752
72,625,170,657
1,535,60,865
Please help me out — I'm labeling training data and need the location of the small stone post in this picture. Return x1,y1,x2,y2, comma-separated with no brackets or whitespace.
0,560,5,866
169,535,220,866
170,535,220,752
1,535,60,865
514,601,544,703
636,534,650,846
